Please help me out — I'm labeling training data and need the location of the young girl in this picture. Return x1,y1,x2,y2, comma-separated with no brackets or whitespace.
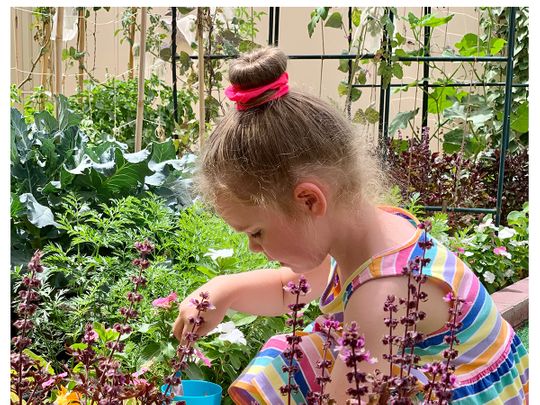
173,47,528,404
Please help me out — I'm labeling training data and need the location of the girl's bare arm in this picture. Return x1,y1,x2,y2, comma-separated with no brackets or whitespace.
173,256,331,342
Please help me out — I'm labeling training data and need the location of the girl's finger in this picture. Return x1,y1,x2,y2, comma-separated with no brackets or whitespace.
173,319,184,342
181,324,190,346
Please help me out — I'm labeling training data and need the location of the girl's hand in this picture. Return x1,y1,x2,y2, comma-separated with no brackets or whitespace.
172,276,232,344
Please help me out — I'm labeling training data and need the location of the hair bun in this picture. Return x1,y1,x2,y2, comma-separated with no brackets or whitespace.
228,47,288,90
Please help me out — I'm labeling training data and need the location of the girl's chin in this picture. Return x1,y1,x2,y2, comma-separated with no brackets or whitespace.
283,263,313,273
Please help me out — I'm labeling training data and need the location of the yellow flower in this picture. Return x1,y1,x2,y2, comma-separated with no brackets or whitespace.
55,385,80,405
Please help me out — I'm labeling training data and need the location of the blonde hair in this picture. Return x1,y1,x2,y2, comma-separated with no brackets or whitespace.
196,47,387,215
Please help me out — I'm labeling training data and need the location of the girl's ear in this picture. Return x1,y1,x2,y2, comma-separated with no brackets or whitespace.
293,182,327,217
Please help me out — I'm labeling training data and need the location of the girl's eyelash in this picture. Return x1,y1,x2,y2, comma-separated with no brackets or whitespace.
250,230,262,238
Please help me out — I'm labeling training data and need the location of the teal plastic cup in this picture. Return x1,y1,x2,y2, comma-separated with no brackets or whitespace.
161,380,222,404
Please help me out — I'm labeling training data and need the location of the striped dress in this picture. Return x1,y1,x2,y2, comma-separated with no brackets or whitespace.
228,206,529,404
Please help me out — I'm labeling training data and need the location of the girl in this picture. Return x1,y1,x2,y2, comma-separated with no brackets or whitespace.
173,47,528,404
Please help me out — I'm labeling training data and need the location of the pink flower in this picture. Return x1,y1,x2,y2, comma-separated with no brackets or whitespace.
493,246,512,259
456,247,465,254
41,372,67,389
132,367,148,378
443,292,456,302
152,291,178,309
194,347,212,367
132,377,150,388
42,377,56,389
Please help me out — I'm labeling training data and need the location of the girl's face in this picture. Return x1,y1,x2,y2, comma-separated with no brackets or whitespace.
216,197,329,273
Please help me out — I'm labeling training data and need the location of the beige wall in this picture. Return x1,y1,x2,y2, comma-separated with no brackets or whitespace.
11,7,484,146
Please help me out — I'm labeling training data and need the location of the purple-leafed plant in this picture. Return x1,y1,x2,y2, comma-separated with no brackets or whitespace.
163,291,214,401
11,250,67,404
421,291,465,404
11,242,179,404
306,316,340,405
379,222,433,402
280,275,311,404
66,239,173,404
337,321,376,404
270,221,464,404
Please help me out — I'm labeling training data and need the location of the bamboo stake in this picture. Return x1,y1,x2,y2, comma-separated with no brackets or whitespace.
77,8,85,91
54,6,64,117
13,9,21,86
41,16,51,90
128,7,137,79
134,7,147,152
197,7,205,149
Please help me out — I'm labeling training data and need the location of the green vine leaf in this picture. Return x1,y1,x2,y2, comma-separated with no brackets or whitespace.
392,63,404,79
388,108,419,136
455,33,506,56
442,128,467,154
511,102,529,133
325,12,343,28
443,102,467,121
308,7,331,37
351,8,361,27
488,37,506,54
317,7,330,20
365,107,380,124
417,14,454,28
428,86,457,114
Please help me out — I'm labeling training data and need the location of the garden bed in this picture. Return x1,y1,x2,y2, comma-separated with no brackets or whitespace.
492,277,529,328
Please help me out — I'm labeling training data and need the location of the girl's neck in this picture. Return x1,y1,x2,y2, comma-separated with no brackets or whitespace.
328,204,416,281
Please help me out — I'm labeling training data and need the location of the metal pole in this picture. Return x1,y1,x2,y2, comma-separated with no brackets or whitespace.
171,7,179,126
268,7,274,46
77,8,86,92
197,7,205,149
495,7,517,226
423,206,497,214
352,81,528,89
379,9,394,160
191,53,508,62
274,8,280,46
421,7,431,129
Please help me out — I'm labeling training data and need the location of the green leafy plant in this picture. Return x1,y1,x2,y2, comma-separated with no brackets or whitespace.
480,7,529,150
13,192,275,370
11,98,195,264
447,203,528,293
71,74,198,151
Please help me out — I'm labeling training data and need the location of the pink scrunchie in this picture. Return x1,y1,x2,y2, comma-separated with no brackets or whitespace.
224,72,289,110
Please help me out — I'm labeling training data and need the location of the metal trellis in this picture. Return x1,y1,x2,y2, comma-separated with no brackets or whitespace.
171,7,526,225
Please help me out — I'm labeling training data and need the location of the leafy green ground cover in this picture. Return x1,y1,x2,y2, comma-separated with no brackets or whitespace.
516,322,529,351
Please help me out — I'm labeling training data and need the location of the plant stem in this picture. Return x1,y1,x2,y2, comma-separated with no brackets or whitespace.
399,268,413,381
349,337,363,405
406,233,429,377
317,322,335,405
163,306,204,398
439,300,460,402
286,292,301,405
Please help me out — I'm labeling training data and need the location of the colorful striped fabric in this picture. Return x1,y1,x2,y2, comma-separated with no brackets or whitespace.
228,206,528,404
